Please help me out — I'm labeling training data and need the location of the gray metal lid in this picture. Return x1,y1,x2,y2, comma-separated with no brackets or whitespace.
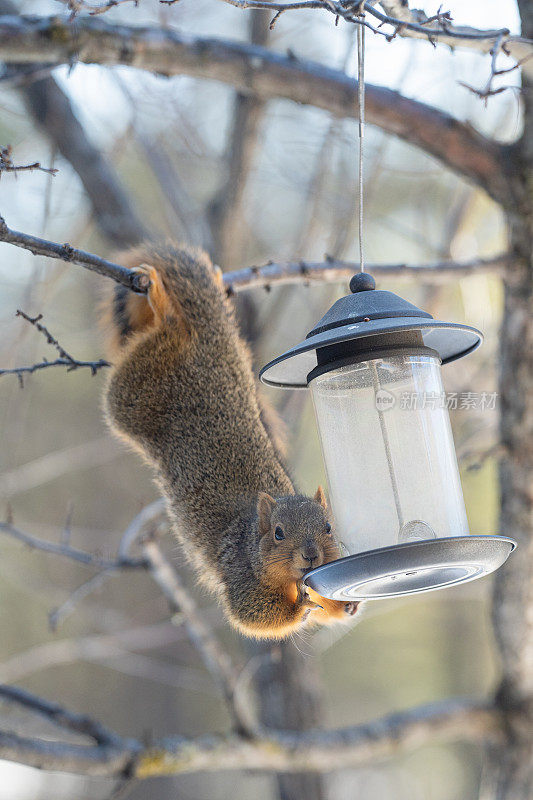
303,535,516,601
260,276,482,388
260,318,483,388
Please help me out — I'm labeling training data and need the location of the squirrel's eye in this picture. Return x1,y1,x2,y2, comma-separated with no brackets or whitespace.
325,523,332,535
274,526,285,541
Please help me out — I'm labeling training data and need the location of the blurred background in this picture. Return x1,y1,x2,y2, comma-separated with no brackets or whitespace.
0,1,522,798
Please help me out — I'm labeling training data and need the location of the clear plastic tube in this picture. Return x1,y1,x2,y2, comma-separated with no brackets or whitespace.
310,352,468,555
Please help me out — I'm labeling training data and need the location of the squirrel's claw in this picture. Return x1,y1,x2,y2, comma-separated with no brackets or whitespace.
344,601,360,616
296,582,323,611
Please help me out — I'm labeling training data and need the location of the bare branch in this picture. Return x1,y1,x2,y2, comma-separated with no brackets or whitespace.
48,569,119,631
0,16,511,204
0,310,109,385
0,685,123,745
0,520,148,570
142,538,256,737
0,216,149,291
378,1,533,76
49,500,168,630
224,253,508,292
0,693,501,778
118,498,167,559
215,1,513,44
0,216,510,296
57,0,139,16
0,144,57,176
136,698,500,777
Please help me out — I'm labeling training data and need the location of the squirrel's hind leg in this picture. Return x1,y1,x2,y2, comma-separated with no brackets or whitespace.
103,265,189,355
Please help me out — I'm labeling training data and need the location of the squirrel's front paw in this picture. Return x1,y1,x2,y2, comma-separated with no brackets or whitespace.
296,582,323,612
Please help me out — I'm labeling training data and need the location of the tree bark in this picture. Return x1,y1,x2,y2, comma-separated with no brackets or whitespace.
22,76,146,247
0,0,146,248
0,14,511,205
251,641,327,800
485,3,533,797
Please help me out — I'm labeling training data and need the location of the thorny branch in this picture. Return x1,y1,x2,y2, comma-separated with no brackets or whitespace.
0,311,109,386
0,145,57,177
56,0,512,47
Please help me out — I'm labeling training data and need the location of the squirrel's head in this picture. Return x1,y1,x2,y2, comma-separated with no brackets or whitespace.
257,487,340,584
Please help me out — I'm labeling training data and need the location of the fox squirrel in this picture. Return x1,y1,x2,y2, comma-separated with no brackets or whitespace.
103,243,359,639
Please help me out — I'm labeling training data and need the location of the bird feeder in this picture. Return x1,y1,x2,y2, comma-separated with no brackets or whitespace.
260,273,515,601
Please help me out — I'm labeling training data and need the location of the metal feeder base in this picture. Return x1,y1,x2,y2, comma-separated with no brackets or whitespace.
303,535,516,601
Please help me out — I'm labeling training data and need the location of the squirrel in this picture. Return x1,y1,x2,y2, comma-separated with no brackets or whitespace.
102,243,359,639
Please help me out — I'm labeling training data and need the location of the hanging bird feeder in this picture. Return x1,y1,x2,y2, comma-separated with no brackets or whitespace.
260,273,516,601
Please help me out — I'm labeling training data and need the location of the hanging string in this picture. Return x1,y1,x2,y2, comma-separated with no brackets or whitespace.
356,18,365,273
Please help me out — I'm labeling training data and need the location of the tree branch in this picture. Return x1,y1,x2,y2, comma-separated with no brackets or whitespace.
0,685,123,745
0,215,510,294
0,144,57,176
0,15,511,204
224,253,508,291
0,693,501,778
0,310,109,385
142,538,256,738
378,1,533,78
0,216,149,291
0,520,147,570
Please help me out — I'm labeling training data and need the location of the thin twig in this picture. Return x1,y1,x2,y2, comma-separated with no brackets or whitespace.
118,499,167,560
57,0,139,16
0,685,124,745
48,569,119,631
0,310,110,385
49,500,168,630
0,520,148,570
0,145,57,177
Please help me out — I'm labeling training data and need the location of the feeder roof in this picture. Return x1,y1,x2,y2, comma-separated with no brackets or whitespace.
260,278,482,389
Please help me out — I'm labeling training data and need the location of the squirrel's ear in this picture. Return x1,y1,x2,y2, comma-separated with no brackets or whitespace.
257,492,276,534
314,485,328,510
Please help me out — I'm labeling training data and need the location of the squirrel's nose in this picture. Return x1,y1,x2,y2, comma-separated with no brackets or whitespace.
302,545,319,564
